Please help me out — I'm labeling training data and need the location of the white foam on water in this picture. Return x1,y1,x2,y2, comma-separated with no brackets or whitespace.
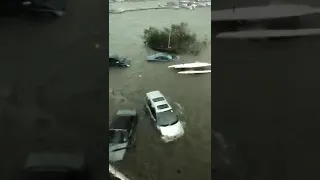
174,102,184,115
161,131,185,143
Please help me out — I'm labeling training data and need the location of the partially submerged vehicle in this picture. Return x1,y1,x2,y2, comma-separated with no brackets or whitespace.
21,152,88,180
145,91,184,142
109,110,138,162
109,54,131,67
147,53,179,62
212,4,320,40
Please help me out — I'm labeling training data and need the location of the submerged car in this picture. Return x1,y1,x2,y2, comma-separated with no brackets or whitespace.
109,54,131,67
21,152,88,180
109,110,138,162
147,53,179,62
145,91,184,142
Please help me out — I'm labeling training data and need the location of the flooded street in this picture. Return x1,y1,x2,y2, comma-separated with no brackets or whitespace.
109,8,211,180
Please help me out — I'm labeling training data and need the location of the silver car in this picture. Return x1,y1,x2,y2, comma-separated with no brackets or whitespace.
109,110,138,162
145,91,184,142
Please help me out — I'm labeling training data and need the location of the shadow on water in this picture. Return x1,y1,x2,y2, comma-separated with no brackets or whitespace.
212,1,320,180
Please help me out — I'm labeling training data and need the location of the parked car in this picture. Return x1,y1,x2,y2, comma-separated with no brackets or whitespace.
21,152,88,180
109,109,138,162
109,54,131,67
147,53,179,62
145,91,184,142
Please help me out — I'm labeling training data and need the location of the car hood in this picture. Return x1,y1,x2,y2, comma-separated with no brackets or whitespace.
109,142,129,162
158,121,184,140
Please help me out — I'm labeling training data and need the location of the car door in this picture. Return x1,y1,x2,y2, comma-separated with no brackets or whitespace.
159,56,169,61
154,56,161,61
146,98,156,121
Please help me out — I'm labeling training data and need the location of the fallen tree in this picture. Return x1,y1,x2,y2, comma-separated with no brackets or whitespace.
142,22,208,55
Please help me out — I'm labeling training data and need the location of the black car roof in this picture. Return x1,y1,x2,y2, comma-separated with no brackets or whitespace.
109,115,134,130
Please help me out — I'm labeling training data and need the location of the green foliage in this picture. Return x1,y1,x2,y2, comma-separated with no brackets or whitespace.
142,22,207,55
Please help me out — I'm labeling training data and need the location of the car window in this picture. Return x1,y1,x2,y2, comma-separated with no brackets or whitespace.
160,56,168,60
157,104,169,110
153,97,165,102
146,98,156,118
110,130,127,143
157,110,178,126
147,98,152,107
150,107,156,118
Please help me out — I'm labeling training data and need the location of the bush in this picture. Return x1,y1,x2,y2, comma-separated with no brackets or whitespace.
142,22,208,55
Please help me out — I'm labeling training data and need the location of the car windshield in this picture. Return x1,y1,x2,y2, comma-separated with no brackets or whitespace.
156,110,179,127
109,130,128,143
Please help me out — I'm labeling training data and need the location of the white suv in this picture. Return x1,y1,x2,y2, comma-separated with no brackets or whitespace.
145,91,184,142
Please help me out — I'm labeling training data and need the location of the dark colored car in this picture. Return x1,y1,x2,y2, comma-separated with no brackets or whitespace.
109,55,131,67
21,152,88,180
109,110,138,162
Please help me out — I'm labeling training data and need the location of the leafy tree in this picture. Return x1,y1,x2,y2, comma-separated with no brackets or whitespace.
143,22,207,55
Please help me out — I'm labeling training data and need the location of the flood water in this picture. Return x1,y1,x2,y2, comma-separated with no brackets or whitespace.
109,8,211,180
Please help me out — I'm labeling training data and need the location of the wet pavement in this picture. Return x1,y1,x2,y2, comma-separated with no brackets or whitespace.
109,8,211,180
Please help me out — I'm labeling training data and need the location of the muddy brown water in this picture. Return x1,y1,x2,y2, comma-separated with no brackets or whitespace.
109,8,211,180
